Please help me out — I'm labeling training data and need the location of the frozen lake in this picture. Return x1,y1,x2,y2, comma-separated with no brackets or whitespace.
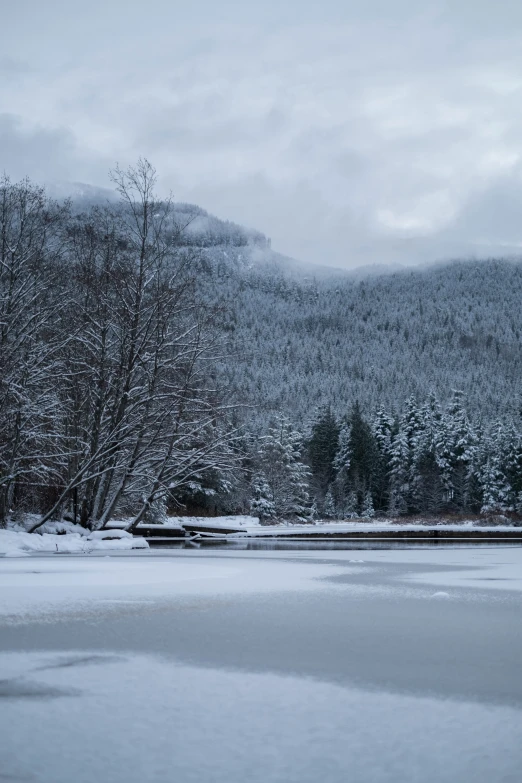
1,546,521,783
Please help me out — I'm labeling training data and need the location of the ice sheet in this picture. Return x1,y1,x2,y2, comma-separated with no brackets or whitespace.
1,651,520,783
0,554,353,622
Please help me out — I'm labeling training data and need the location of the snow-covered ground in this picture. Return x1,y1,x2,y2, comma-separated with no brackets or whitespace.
229,519,522,535
1,547,521,782
0,515,261,555
103,515,260,530
165,514,260,529
0,527,148,558
159,516,520,536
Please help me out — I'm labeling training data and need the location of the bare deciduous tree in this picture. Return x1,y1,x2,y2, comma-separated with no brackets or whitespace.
24,160,238,532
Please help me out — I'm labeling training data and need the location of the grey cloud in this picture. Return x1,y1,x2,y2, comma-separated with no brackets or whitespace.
0,114,109,187
0,57,32,76
2,2,522,268
186,174,379,268
133,114,259,153
445,171,522,246
0,114,78,182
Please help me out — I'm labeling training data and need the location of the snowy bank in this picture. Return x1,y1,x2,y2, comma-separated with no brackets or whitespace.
103,515,260,532
0,529,148,558
228,519,522,537
145,516,521,537
165,515,260,530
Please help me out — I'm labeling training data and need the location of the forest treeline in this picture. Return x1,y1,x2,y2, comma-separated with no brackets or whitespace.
249,393,522,523
1,165,521,528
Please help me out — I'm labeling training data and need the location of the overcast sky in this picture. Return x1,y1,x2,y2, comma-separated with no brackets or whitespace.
2,1,522,269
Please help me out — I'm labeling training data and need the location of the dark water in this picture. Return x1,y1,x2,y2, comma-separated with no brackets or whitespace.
151,538,522,551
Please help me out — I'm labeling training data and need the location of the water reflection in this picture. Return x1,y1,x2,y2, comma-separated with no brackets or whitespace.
149,539,522,551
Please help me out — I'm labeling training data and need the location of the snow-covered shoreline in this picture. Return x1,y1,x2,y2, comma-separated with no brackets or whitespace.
0,527,148,558
227,519,522,537
2,514,521,559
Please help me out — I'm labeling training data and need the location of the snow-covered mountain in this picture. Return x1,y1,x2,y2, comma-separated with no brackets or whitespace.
52,182,522,424
3,171,522,522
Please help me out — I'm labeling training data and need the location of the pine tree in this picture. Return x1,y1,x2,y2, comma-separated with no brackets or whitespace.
400,396,424,512
361,490,375,518
250,473,276,523
346,401,379,512
480,455,511,515
307,405,340,509
323,487,336,518
309,500,319,521
256,416,312,521
503,425,522,509
441,390,475,512
372,407,394,512
415,449,444,515
373,407,395,455
388,429,409,516
344,490,359,519
332,420,351,511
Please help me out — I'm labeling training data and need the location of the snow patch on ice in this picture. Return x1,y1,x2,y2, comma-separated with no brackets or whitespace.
0,554,351,622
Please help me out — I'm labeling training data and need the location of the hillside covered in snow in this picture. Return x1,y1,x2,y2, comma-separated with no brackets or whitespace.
2,166,522,528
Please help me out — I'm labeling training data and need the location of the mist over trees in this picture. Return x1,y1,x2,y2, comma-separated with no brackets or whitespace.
1,165,522,527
